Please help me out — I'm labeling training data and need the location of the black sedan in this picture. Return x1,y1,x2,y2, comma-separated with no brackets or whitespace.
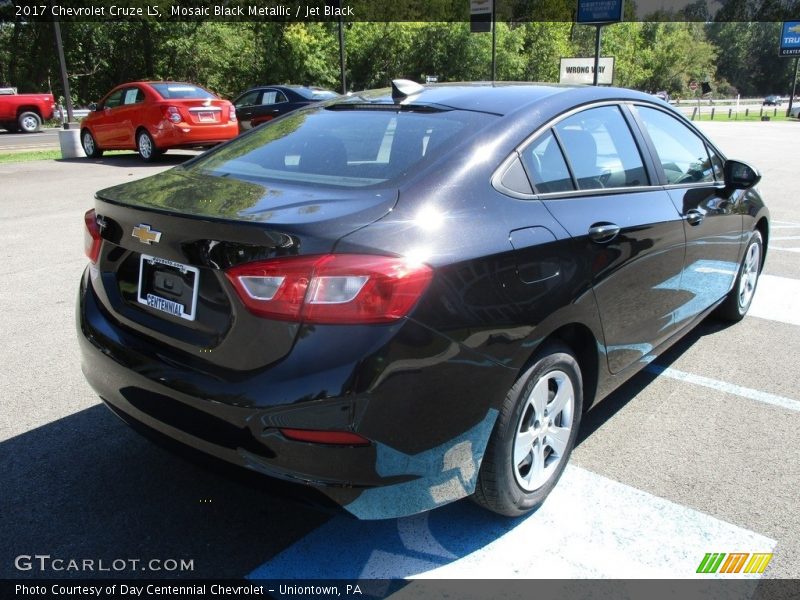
763,95,782,106
78,81,768,519
231,84,338,133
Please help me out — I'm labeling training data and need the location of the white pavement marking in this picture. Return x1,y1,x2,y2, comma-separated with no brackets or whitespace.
748,274,800,326
248,466,775,580
402,467,774,579
646,365,800,413
772,236,800,241
771,247,800,253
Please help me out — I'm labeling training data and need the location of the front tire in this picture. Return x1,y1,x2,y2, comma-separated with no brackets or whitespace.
18,111,41,133
81,130,103,158
716,230,763,322
473,342,583,517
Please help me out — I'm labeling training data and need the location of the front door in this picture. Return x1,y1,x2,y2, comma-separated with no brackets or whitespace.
632,105,744,326
521,104,687,373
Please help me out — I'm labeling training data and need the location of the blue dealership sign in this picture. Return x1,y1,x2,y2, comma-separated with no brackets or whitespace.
780,21,800,56
577,0,624,24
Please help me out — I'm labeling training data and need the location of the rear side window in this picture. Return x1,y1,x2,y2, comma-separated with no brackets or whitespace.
555,105,648,190
636,106,714,185
521,130,574,193
122,88,144,105
150,83,216,100
262,90,288,105
187,107,495,188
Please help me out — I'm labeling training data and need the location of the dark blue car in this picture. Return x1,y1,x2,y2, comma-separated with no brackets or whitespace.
232,84,338,133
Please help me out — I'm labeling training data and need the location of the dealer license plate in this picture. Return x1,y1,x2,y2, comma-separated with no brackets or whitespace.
136,254,200,321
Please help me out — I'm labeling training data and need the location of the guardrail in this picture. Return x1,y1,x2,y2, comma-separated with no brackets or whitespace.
54,108,90,122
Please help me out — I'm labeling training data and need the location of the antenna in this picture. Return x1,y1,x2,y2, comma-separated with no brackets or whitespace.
391,79,424,101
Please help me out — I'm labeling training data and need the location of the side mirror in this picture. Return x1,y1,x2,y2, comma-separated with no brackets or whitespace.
723,159,761,190
89,102,99,112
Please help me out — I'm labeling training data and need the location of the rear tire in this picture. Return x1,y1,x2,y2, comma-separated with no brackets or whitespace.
716,230,763,322
81,130,103,158
18,111,41,133
473,342,583,517
136,129,159,162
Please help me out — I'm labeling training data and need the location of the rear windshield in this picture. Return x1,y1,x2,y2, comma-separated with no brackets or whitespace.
295,88,338,100
185,107,495,188
150,83,216,100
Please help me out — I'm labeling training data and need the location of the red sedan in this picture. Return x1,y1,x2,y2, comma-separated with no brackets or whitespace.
80,81,238,161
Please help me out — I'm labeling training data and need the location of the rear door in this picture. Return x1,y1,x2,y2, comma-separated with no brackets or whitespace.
522,103,687,373
250,88,290,127
631,104,743,324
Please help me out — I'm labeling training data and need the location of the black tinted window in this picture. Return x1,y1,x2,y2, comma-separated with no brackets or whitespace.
637,106,714,185
707,144,724,182
555,106,647,190
187,107,495,188
521,130,574,194
235,91,260,107
103,89,124,109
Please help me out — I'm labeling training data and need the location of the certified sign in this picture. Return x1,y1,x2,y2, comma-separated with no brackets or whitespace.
559,57,614,85
576,0,624,24
780,21,800,56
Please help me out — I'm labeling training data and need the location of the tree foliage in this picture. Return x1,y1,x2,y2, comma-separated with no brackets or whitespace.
0,19,793,105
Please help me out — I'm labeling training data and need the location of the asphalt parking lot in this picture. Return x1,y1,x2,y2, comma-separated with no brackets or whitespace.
1,121,798,582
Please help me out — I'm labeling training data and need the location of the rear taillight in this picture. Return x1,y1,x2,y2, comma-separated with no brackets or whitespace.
164,106,182,123
225,254,433,324
228,105,237,122
84,208,101,263
279,428,370,446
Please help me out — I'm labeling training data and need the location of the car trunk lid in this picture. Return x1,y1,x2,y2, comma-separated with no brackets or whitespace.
89,168,397,371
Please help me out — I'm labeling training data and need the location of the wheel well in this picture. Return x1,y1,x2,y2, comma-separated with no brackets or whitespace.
533,323,600,411
135,126,150,146
755,217,769,271
16,106,42,118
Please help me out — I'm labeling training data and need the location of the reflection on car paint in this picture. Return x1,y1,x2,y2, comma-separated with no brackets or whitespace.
655,259,739,326
344,410,498,520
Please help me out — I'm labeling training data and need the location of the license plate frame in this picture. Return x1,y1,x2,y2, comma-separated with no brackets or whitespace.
137,254,200,321
197,111,216,122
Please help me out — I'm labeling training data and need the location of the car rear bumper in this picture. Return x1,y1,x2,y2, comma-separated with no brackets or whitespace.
152,120,238,148
77,267,510,518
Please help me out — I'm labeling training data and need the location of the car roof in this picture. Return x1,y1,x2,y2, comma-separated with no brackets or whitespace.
334,82,667,116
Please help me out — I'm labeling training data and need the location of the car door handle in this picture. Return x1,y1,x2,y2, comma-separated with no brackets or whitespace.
684,209,704,225
588,223,621,243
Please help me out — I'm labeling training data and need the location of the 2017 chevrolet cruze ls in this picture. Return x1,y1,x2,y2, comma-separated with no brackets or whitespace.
78,81,769,519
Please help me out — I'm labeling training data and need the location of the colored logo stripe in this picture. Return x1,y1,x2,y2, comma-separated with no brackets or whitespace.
719,553,748,573
697,552,773,574
744,553,773,574
697,553,726,573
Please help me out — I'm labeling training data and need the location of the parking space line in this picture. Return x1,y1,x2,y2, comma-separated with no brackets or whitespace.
247,466,775,579
646,365,800,413
770,247,800,253
748,274,800,326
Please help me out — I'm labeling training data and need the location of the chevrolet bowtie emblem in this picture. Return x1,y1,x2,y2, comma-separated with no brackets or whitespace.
132,224,162,245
